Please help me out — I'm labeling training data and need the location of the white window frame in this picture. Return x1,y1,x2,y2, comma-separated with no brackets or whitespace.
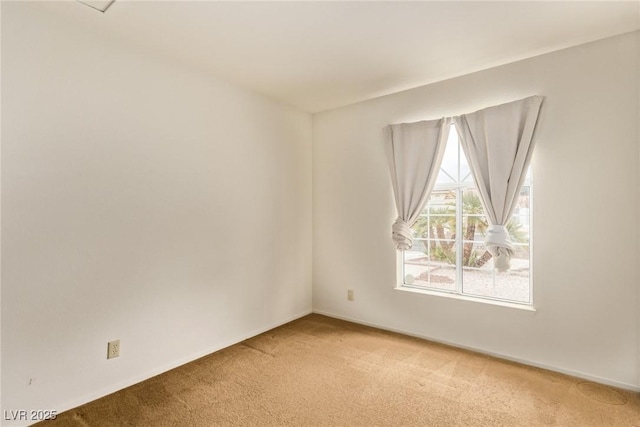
395,125,533,308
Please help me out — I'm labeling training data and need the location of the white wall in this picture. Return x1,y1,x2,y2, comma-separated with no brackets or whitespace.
636,23,640,392
313,32,640,389
1,3,312,424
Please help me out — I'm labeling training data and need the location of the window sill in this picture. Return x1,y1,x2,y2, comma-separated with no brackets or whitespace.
394,285,536,312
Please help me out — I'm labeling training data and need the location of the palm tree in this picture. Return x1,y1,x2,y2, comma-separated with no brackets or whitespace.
461,191,484,266
461,191,529,268
413,190,528,268
413,206,455,259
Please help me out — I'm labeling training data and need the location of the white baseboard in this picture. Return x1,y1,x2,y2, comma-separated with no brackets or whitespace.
52,309,313,420
312,309,640,393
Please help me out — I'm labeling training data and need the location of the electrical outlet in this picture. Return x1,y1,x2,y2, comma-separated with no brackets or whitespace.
347,289,354,301
107,340,120,359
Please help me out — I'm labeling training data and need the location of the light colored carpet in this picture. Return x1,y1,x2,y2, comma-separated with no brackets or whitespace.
41,314,640,426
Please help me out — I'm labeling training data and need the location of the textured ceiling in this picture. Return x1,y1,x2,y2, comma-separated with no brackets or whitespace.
42,1,640,112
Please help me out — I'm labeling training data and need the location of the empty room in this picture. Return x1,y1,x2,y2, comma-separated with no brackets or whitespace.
1,1,639,426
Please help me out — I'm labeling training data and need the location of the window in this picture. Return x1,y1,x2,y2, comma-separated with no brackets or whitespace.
401,125,532,304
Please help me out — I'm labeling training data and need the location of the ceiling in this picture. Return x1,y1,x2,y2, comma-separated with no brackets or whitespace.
41,1,640,112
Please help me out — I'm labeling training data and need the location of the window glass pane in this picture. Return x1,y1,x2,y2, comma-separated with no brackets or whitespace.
437,127,460,183
518,185,531,209
463,268,533,303
462,215,487,242
412,216,455,241
423,190,456,248
408,239,428,255
401,124,532,306
424,248,457,291
429,235,456,265
436,168,455,184
508,216,529,243
460,242,492,270
426,263,456,292
461,267,494,297
403,246,429,285
512,244,530,264
429,216,455,242
429,189,456,208
509,186,531,245
403,245,456,292
459,148,472,184
462,246,530,303
462,189,484,215
408,184,458,291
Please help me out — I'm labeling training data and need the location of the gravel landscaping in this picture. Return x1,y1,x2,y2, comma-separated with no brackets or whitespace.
403,250,530,303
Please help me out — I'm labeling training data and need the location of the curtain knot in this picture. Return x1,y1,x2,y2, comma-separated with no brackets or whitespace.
485,225,514,272
392,218,414,250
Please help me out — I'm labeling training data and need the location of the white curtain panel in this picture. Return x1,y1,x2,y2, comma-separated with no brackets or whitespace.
384,119,450,250
454,96,544,272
